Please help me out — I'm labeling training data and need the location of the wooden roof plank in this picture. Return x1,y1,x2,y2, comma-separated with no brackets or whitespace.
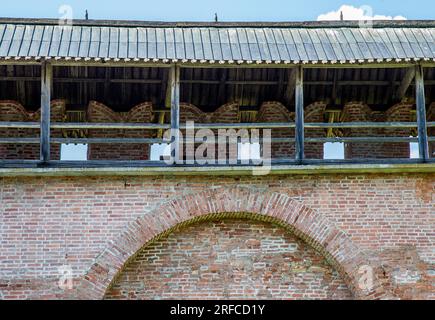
254,28,272,61
263,28,281,61
98,27,110,58
191,28,205,60
155,28,166,60
227,28,242,61
200,28,213,60
174,28,186,60
87,26,101,58
245,28,261,61
78,26,91,58
411,29,433,58
47,25,63,57
127,27,138,59
17,25,36,57
182,28,194,60
218,28,232,61
209,28,223,61
8,25,25,57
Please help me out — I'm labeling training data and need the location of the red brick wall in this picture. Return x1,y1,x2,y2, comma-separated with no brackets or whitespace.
177,102,240,124
256,101,325,159
0,100,65,160
383,102,414,158
87,101,153,160
177,102,240,162
179,103,207,123
104,219,352,300
343,102,380,159
343,102,413,159
304,102,326,159
209,103,240,162
257,101,295,159
0,173,433,300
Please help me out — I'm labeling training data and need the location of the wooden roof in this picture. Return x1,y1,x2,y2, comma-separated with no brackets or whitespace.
0,18,434,65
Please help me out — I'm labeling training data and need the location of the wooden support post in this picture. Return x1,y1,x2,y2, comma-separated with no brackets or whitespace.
396,66,415,101
415,65,429,160
295,66,304,161
169,65,181,163
40,61,52,163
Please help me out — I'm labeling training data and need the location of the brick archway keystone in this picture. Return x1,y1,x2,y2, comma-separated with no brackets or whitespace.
80,187,386,300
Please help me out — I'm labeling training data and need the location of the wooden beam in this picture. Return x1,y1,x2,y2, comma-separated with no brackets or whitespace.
40,61,52,163
395,66,415,100
284,68,297,105
305,137,418,143
2,75,435,87
2,121,431,130
0,136,426,145
217,69,228,105
0,60,419,69
181,62,416,69
169,65,181,163
415,65,429,160
103,68,111,99
156,68,173,138
331,69,338,105
384,68,398,105
276,69,286,100
295,66,304,161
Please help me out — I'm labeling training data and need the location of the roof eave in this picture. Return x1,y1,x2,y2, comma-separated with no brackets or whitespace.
0,17,434,28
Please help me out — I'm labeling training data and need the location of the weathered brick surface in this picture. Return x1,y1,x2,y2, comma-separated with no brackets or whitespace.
178,102,240,161
178,102,240,124
87,101,153,160
257,101,295,159
0,173,433,300
104,219,352,300
304,102,326,159
179,103,207,123
0,100,65,160
343,102,413,159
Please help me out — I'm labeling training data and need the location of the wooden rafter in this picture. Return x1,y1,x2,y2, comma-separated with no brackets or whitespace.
284,68,297,105
395,67,416,101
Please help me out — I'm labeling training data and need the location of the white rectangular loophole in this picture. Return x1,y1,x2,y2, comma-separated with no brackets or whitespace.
238,142,261,161
323,142,344,160
150,143,171,161
60,144,88,161
410,142,419,159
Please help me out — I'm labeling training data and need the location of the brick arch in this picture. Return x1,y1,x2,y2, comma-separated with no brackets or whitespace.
257,101,293,122
87,101,153,160
305,102,327,159
207,102,240,123
0,100,66,160
179,103,207,123
80,187,386,300
342,102,380,159
383,102,414,158
257,102,295,158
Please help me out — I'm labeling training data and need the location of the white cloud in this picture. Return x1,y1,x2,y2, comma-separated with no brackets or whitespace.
317,5,407,21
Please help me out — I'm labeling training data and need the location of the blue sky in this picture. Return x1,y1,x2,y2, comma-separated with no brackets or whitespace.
0,0,433,21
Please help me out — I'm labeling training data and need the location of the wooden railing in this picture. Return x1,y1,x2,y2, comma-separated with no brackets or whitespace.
0,120,433,163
